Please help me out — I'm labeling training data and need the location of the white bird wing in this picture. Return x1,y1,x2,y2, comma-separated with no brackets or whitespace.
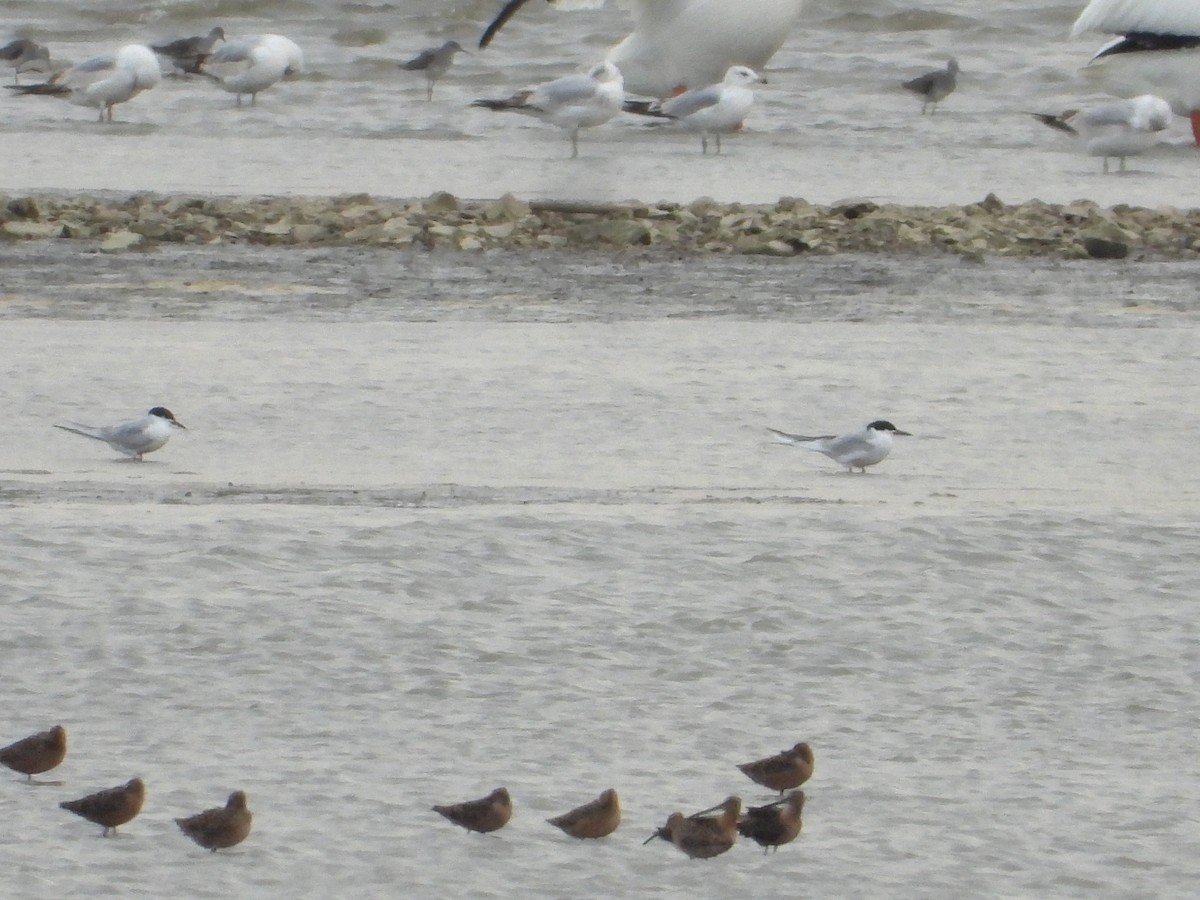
660,84,723,118
61,55,118,90
207,41,255,66
1078,96,1171,131
532,73,602,109
1071,0,1200,37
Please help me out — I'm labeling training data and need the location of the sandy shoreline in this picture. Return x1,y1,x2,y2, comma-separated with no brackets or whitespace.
3,189,1200,260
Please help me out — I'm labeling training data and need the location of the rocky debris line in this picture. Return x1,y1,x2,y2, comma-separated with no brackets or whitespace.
1,191,1197,259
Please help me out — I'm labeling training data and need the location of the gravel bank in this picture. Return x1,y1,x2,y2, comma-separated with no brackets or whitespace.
2,190,1198,260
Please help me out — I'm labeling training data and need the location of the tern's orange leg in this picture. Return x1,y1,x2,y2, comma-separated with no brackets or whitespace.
1190,110,1200,145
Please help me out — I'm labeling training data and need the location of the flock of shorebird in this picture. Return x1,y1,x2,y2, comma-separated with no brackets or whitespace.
3,723,814,859
0,725,250,851
6,0,1197,168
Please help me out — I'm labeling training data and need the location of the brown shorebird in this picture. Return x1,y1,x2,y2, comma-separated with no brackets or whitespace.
737,741,814,794
0,724,67,782
175,790,253,851
400,40,466,101
644,796,741,859
0,38,50,84
433,787,512,834
60,777,145,836
902,58,959,114
737,790,805,853
547,788,621,839
151,26,226,74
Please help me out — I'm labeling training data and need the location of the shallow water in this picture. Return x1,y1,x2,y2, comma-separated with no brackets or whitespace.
4,0,1200,204
1,244,1199,897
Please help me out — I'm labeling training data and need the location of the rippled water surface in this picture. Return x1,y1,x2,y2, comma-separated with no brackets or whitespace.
2,243,1199,897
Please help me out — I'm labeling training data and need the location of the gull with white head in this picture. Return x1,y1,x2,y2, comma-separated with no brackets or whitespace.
623,64,764,153
1031,93,1173,172
6,44,160,122
201,34,303,106
471,61,624,158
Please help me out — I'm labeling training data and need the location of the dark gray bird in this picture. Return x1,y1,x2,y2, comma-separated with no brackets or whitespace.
60,777,145,836
0,39,51,84
902,58,958,114
0,725,67,782
151,26,225,74
737,790,805,853
400,40,466,101
176,791,253,851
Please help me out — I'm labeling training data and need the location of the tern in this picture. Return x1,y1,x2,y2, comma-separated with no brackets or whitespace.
54,406,187,460
767,420,911,473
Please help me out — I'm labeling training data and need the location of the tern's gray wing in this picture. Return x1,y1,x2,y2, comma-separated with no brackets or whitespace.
819,432,873,456
660,84,723,118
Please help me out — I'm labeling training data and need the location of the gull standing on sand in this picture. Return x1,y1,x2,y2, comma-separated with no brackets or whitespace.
902,58,958,114
400,40,466,100
6,44,160,122
767,420,911,473
1072,0,1200,143
623,64,764,154
1031,93,1173,172
478,0,805,97
0,38,51,84
471,61,624,158
151,26,226,74
201,33,303,106
54,406,187,460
